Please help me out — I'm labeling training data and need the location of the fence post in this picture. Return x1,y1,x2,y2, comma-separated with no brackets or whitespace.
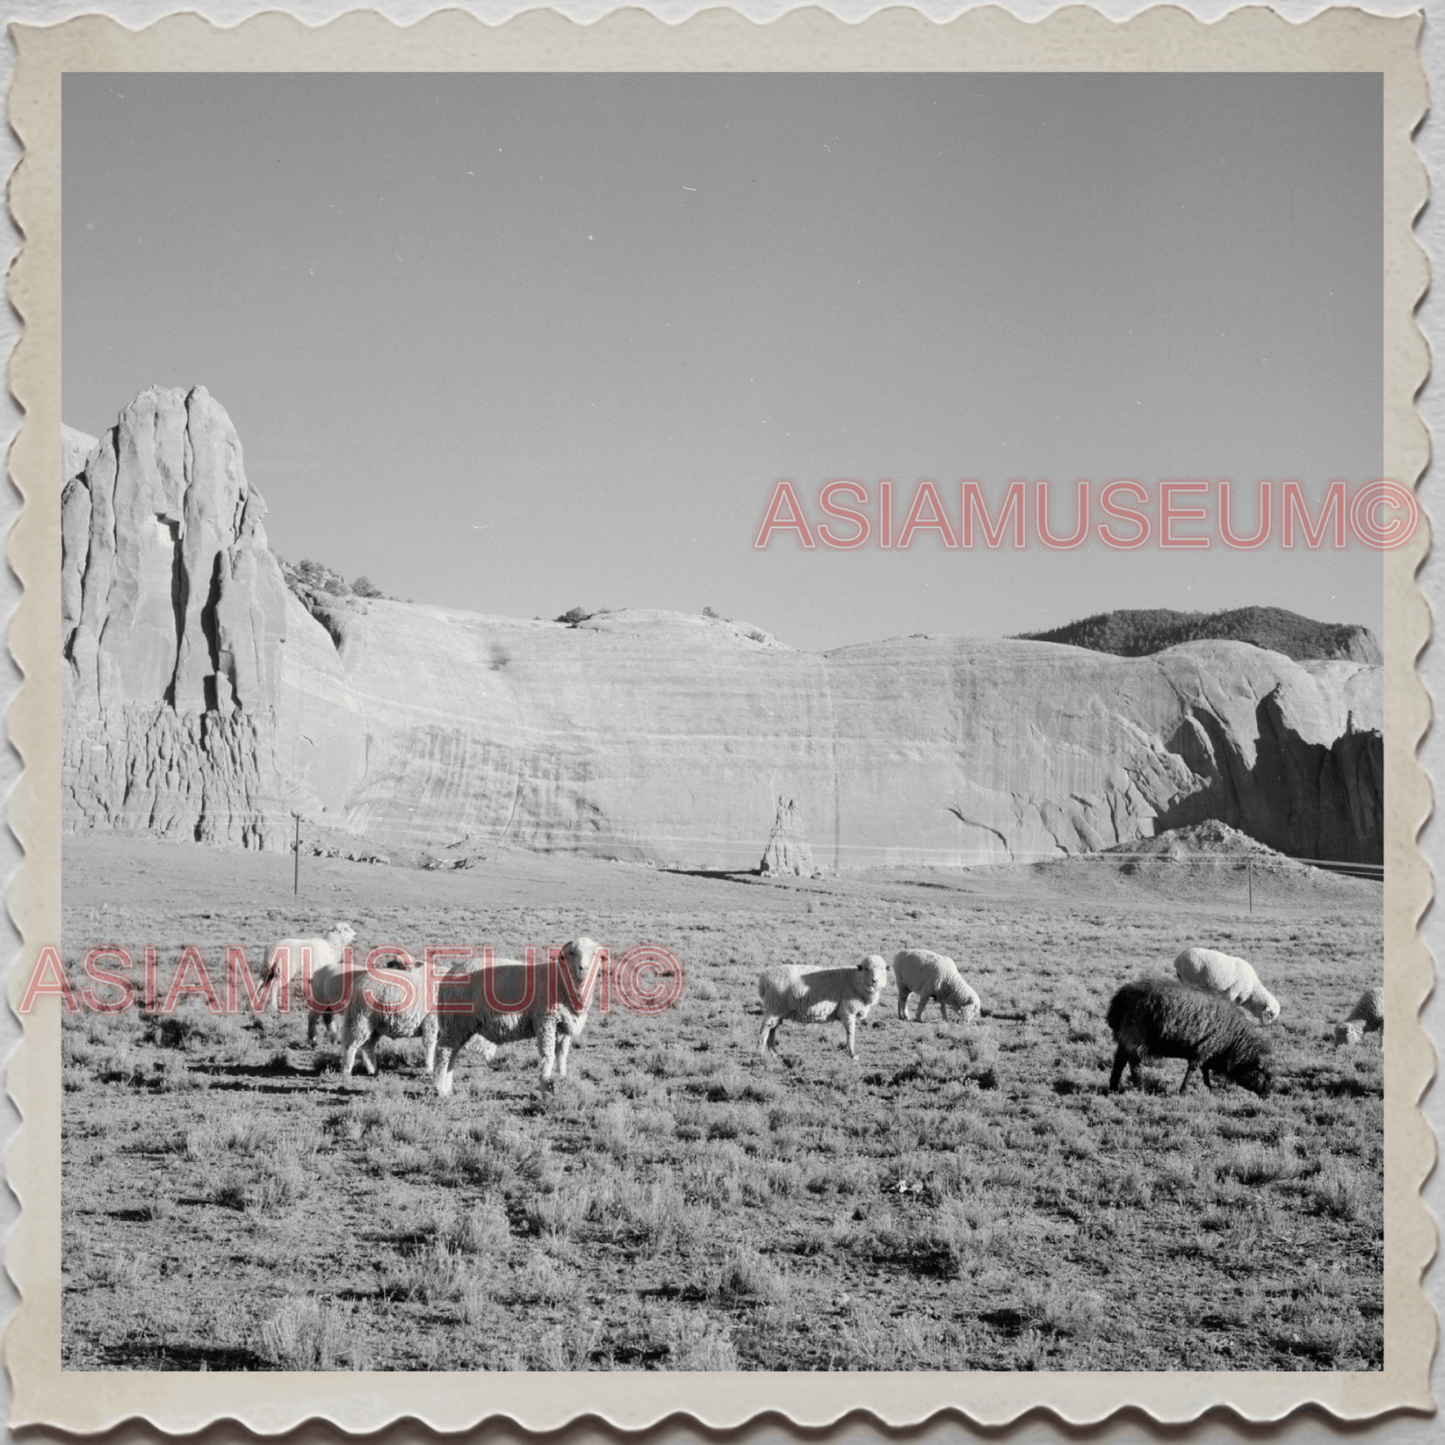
1247,855,1253,915
294,814,301,896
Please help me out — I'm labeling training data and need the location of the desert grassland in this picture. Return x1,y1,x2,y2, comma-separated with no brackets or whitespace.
59,835,1382,1373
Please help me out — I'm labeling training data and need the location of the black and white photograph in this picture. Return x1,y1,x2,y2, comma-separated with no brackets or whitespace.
7,4,1431,1426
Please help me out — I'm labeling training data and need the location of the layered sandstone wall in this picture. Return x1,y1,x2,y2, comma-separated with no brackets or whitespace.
59,389,1384,866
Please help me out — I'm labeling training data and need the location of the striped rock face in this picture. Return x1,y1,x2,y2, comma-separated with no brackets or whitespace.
61,389,1382,870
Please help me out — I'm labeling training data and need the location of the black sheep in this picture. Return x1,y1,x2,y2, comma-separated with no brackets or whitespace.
1106,978,1272,1097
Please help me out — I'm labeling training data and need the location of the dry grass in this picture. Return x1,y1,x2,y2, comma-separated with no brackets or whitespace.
60,834,1384,1372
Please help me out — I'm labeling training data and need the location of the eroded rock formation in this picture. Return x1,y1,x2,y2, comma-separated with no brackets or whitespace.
760,798,817,877
61,387,365,847
60,389,1385,867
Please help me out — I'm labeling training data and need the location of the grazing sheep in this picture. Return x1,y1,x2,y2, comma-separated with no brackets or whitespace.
432,939,604,1096
1106,978,1272,1097
338,952,431,1078
757,955,889,1059
1334,984,1384,1045
262,924,357,1043
419,953,499,1073
1173,946,1281,1024
893,949,981,1023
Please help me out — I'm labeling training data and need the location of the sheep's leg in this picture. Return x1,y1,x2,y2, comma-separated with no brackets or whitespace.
423,1019,439,1074
759,1017,780,1054
434,1046,456,1097
843,1012,859,1059
915,991,932,1022
1109,1046,1129,1092
360,1029,379,1076
307,1012,319,1047
939,1002,950,1022
1201,1065,1214,1091
537,1016,559,1088
341,1036,362,1079
1179,1060,1198,1095
555,1032,573,1080
896,985,910,1021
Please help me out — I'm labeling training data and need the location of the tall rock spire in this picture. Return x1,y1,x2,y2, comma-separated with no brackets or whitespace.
61,386,365,848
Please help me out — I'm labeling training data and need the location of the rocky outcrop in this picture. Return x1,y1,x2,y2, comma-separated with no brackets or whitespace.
61,387,366,847
62,424,98,485
60,390,1385,867
760,798,817,877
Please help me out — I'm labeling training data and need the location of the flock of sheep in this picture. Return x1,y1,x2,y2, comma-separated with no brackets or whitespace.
262,926,1383,1102
261,927,603,1092
754,944,1383,1102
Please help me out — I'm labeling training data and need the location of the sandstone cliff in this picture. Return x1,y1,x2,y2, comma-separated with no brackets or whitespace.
60,390,1385,867
62,387,365,847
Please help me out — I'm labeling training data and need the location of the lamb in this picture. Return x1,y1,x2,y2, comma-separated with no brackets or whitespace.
432,939,604,1096
757,955,889,1059
418,952,499,1073
1334,984,1384,1045
334,950,505,1078
337,951,436,1078
262,924,357,1044
893,949,981,1023
1106,978,1272,1097
1173,946,1280,1024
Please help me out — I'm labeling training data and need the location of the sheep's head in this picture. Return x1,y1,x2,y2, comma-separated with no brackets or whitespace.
1335,1020,1366,1046
860,955,889,999
561,937,603,994
327,923,357,950
375,950,416,971
1251,991,1281,1025
943,975,981,1023
1232,1060,1272,1098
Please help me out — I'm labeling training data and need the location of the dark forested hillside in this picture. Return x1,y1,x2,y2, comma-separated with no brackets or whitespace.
1018,606,1382,664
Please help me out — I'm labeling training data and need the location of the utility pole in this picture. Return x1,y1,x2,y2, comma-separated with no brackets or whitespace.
1247,855,1253,915
294,814,301,896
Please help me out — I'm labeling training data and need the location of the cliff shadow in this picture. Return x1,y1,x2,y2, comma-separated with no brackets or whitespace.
1154,692,1383,866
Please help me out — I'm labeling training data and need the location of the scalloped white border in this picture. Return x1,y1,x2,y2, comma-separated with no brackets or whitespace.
2,3,1435,1436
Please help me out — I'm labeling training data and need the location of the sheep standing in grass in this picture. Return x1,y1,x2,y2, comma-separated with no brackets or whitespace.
893,949,981,1023
338,953,432,1078
418,953,499,1073
432,939,603,1096
1334,985,1384,1045
1106,978,1272,1097
1173,946,1280,1024
757,955,889,1059
262,924,357,1044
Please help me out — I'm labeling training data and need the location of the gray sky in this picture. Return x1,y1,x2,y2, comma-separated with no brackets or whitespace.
63,73,1383,650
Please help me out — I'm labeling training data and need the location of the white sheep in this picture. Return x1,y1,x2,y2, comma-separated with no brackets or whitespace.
757,955,889,1059
1173,946,1280,1024
893,949,981,1023
1334,984,1384,1045
262,924,357,1043
337,951,502,1078
432,939,604,1096
420,951,500,1072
